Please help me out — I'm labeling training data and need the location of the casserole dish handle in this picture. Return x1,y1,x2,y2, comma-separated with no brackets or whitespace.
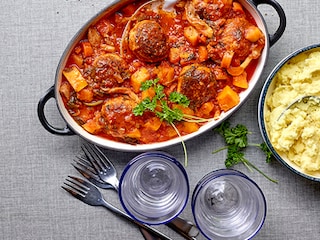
37,86,74,135
253,0,286,46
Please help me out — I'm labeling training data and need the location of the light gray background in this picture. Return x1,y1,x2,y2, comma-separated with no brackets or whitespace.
1,0,319,239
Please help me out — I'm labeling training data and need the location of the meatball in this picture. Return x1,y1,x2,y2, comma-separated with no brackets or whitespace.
129,20,169,62
220,18,252,59
192,0,233,21
208,18,253,61
178,64,216,109
100,95,141,141
93,53,129,87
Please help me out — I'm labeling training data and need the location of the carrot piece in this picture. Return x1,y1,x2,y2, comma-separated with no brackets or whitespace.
62,66,88,92
232,71,248,89
82,119,102,134
245,25,263,42
180,122,199,134
173,104,194,115
198,45,208,62
77,87,94,102
184,25,199,46
233,2,244,13
141,87,155,100
143,117,162,131
222,0,233,5
221,51,234,68
70,53,83,67
126,128,141,139
169,47,180,64
130,67,150,93
82,41,93,57
166,125,178,138
216,86,240,112
199,102,214,117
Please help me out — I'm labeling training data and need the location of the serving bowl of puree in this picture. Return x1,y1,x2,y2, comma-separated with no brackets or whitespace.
259,43,320,181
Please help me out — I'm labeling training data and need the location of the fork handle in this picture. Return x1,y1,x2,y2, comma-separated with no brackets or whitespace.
100,199,173,240
139,228,163,240
166,217,199,240
140,218,199,240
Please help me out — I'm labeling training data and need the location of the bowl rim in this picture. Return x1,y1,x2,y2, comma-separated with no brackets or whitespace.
258,43,320,182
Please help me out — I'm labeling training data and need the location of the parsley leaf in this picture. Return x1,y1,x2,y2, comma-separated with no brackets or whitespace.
133,78,193,124
259,143,273,163
140,79,158,91
225,145,244,168
169,92,190,107
156,102,184,123
213,121,277,183
132,97,156,116
224,124,248,148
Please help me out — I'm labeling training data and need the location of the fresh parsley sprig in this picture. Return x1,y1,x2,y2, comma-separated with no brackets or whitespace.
133,79,190,124
169,91,190,107
213,121,277,183
133,79,214,123
133,78,213,166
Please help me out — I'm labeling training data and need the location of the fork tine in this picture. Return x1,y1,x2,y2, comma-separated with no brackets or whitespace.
65,176,90,191
62,177,88,200
82,143,119,191
61,185,82,198
81,144,102,172
82,143,113,172
62,183,86,197
72,162,103,183
73,156,97,176
75,155,94,168
90,144,114,170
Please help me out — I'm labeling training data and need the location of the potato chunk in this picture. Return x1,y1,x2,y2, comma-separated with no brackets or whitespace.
130,67,150,93
62,66,87,92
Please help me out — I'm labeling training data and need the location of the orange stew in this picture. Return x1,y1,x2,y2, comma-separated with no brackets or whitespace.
59,0,265,144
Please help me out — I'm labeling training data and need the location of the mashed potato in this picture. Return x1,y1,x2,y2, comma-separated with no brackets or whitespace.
265,50,320,175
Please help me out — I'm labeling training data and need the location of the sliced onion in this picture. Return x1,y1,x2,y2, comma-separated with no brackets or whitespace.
83,100,104,106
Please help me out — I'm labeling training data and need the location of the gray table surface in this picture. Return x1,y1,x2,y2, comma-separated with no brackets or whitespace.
1,0,319,239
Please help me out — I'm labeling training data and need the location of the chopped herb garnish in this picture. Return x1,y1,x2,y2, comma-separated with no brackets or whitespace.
169,91,190,107
213,121,277,183
133,78,213,124
133,79,193,124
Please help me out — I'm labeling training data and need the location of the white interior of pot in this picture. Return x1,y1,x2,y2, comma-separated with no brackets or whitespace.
55,0,270,152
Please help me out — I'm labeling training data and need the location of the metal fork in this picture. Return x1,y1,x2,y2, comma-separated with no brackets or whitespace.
81,143,119,190
62,176,172,240
74,143,199,240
